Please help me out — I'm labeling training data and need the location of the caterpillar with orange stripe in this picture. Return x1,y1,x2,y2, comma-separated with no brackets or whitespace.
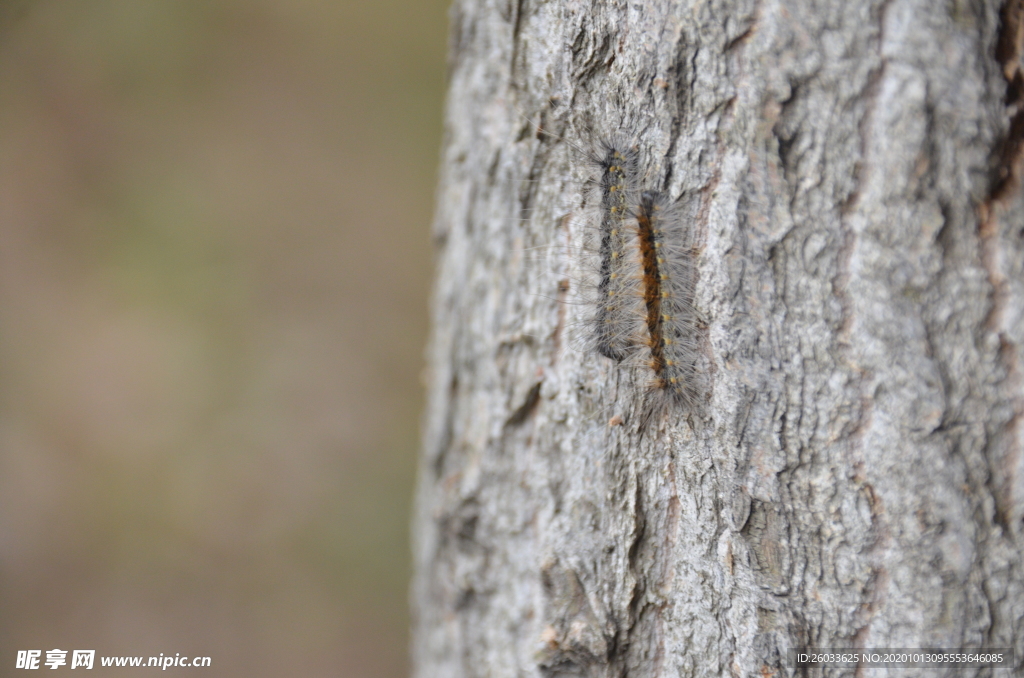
632,190,705,425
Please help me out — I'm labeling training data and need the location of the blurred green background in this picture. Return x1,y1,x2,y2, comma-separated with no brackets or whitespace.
0,1,446,675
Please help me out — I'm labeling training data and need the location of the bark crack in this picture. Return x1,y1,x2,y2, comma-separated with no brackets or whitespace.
979,0,1024,534
990,0,1024,203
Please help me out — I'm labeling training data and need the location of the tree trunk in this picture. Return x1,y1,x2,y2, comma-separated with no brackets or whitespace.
412,0,1024,675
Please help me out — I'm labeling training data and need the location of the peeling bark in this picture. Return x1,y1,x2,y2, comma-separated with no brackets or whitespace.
413,0,1024,675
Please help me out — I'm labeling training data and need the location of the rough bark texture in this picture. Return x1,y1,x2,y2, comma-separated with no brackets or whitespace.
413,0,1024,675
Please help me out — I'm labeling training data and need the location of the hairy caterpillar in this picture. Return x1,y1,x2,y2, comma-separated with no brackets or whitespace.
633,190,705,424
513,112,647,362
587,138,645,362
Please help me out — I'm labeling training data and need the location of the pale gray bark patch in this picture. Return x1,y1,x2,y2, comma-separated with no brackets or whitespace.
413,0,1024,676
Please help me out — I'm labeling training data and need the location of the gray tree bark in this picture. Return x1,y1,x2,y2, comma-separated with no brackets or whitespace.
412,0,1024,675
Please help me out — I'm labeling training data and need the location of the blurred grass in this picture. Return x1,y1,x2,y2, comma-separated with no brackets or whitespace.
0,1,447,675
